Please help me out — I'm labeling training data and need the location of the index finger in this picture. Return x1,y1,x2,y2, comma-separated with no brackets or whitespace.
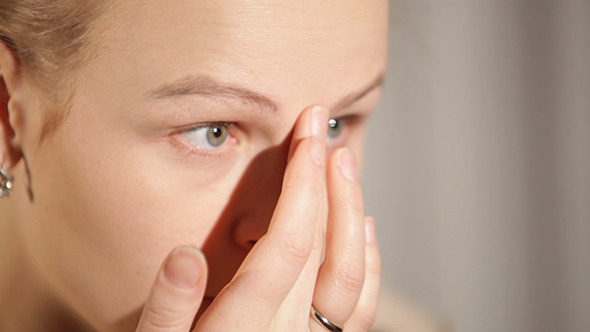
195,107,328,330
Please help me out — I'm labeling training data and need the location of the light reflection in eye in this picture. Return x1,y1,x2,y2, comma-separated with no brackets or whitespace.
328,118,344,139
175,115,354,158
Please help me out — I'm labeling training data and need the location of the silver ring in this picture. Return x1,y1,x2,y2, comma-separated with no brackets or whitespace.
310,306,343,332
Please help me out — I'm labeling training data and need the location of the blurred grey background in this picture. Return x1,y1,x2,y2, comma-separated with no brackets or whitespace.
363,0,590,331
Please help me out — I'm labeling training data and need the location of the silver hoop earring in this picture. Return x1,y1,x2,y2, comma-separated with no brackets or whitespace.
0,165,14,198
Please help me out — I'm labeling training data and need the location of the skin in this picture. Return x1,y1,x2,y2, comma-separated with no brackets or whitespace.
0,0,388,331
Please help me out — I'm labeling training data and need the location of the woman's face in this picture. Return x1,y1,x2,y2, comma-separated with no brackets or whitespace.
16,0,387,330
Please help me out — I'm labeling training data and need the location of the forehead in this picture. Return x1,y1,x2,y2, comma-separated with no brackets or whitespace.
93,0,388,109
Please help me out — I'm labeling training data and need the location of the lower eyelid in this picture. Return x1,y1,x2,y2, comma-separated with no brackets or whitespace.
326,130,348,148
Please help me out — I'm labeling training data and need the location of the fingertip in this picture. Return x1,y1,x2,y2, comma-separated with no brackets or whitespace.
136,247,208,332
310,105,329,137
289,105,329,160
164,246,207,289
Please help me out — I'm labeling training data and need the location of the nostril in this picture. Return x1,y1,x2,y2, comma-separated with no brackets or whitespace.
231,216,269,250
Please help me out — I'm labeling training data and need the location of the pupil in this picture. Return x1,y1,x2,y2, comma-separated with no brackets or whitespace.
212,127,222,137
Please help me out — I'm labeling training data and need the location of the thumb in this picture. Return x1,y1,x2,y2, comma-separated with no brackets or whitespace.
136,246,208,332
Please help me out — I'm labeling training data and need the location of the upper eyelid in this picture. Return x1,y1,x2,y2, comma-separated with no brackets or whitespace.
330,114,362,125
174,121,235,134
176,115,351,129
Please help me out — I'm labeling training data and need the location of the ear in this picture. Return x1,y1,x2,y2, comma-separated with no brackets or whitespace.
0,41,23,167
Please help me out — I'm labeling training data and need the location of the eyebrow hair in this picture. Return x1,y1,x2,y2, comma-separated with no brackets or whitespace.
148,73,385,113
332,73,385,111
148,75,280,112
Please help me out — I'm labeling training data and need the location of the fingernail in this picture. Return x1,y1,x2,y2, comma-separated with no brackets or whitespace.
310,106,329,137
365,217,377,244
310,136,324,165
337,148,358,181
164,246,205,289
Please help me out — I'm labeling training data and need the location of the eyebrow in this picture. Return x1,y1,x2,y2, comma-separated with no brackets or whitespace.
148,73,385,113
332,74,385,111
148,75,280,112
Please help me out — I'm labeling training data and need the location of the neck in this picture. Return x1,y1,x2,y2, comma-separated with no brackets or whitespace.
0,198,94,332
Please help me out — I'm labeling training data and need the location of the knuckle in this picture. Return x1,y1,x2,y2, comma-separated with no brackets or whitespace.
335,264,365,294
278,232,312,264
142,304,192,331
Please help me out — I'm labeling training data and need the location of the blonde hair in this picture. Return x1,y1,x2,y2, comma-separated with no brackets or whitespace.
0,0,108,140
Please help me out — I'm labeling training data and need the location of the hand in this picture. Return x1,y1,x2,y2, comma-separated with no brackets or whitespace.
135,106,382,331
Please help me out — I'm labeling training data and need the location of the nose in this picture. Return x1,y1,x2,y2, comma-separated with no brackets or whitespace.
231,141,289,250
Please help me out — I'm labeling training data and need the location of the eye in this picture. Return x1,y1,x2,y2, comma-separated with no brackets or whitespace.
327,118,344,139
183,123,230,150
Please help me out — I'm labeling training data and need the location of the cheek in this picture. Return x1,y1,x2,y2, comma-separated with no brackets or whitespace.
20,114,242,328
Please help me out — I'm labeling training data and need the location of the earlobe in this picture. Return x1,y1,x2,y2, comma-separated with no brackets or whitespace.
0,41,23,168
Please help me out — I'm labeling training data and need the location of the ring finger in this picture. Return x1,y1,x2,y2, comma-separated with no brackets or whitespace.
311,147,366,329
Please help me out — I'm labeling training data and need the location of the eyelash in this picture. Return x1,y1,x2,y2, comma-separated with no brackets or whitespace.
172,115,356,158
171,122,239,159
